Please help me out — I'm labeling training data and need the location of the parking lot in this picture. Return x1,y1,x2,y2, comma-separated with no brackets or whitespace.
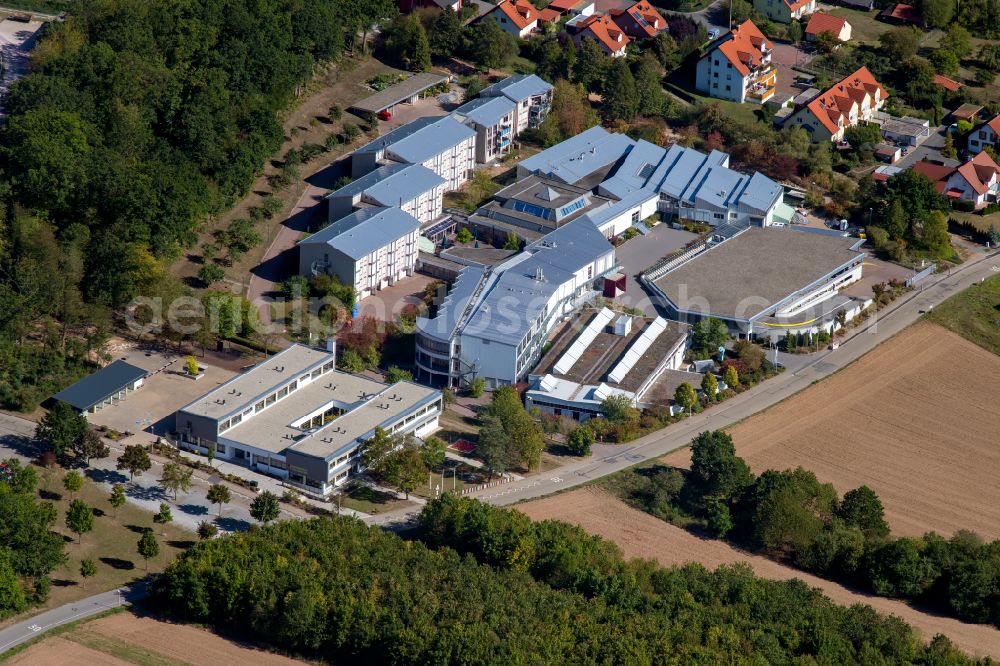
769,42,817,101
614,224,698,316
86,342,237,437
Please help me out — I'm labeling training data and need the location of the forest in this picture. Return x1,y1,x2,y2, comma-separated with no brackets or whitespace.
0,0,393,410
614,430,1000,630
155,503,984,664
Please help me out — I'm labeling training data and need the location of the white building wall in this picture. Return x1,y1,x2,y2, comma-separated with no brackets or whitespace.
695,52,747,103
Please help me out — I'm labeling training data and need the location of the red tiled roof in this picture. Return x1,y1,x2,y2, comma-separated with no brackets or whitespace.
610,0,666,38
548,0,577,9
910,161,955,185
987,115,1000,135
538,7,561,21
713,20,771,77
932,74,961,92
805,12,848,36
805,66,886,134
888,3,919,22
491,0,537,30
954,151,999,196
577,14,631,52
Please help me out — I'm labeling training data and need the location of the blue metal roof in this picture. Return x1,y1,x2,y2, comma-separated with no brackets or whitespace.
480,74,553,103
453,96,516,127
416,265,487,343
517,126,635,184
300,207,421,259
381,116,476,165
53,360,147,412
325,164,411,199
326,164,444,207
463,220,614,345
737,171,783,213
354,116,440,155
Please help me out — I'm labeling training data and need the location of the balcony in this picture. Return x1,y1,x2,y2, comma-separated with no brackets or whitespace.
746,78,776,104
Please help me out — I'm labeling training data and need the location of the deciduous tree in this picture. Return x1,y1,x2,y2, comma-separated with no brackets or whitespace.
250,490,281,525
207,484,231,517
65,499,94,544
117,445,151,483
137,529,159,570
62,470,83,500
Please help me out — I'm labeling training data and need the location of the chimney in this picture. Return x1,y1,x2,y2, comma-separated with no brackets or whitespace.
326,337,337,355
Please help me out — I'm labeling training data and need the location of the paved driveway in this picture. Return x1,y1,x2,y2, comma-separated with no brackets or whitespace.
615,224,697,316
892,126,954,170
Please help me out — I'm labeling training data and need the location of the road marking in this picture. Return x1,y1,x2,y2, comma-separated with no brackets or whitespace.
550,477,562,483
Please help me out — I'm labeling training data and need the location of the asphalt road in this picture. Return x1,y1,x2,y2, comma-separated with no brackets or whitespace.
0,582,149,654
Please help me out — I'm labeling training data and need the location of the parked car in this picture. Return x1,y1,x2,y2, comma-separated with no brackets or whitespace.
707,28,720,39
378,109,392,121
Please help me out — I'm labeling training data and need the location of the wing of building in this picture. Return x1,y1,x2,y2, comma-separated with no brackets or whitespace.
174,343,441,496
415,219,616,389
298,207,421,299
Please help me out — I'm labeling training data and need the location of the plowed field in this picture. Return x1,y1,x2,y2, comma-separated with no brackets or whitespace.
663,321,1000,539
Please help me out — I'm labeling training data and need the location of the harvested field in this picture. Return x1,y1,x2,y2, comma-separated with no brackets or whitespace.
518,487,1000,659
8,612,306,665
662,321,1000,540
6,636,133,666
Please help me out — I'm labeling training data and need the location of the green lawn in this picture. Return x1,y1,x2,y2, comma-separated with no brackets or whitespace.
822,7,887,45
336,483,414,514
684,91,766,126
0,471,194,629
926,273,1000,356
950,209,1000,234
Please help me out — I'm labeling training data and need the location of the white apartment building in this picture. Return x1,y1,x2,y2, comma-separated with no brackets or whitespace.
325,164,445,224
696,20,777,104
479,74,554,134
174,344,441,496
451,96,517,163
298,207,420,299
352,116,476,191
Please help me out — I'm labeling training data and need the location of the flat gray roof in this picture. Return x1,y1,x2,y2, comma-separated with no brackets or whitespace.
179,345,331,421
351,72,447,114
222,370,387,454
53,360,147,412
290,381,439,459
654,227,864,321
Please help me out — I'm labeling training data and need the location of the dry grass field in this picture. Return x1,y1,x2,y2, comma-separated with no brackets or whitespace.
662,321,1000,540
518,487,1000,659
7,611,307,665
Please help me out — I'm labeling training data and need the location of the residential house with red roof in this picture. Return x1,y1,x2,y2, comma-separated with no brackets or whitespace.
943,152,1000,208
695,20,776,104
754,0,815,23
805,13,851,41
788,66,887,142
910,153,1000,209
482,0,539,39
609,1,667,40
969,115,1000,155
568,14,631,56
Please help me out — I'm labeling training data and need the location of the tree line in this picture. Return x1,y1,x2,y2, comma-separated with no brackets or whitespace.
155,505,983,664
618,429,1000,629
0,0,396,409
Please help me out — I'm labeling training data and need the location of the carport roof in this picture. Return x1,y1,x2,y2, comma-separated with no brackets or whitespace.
350,72,448,114
53,360,148,412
